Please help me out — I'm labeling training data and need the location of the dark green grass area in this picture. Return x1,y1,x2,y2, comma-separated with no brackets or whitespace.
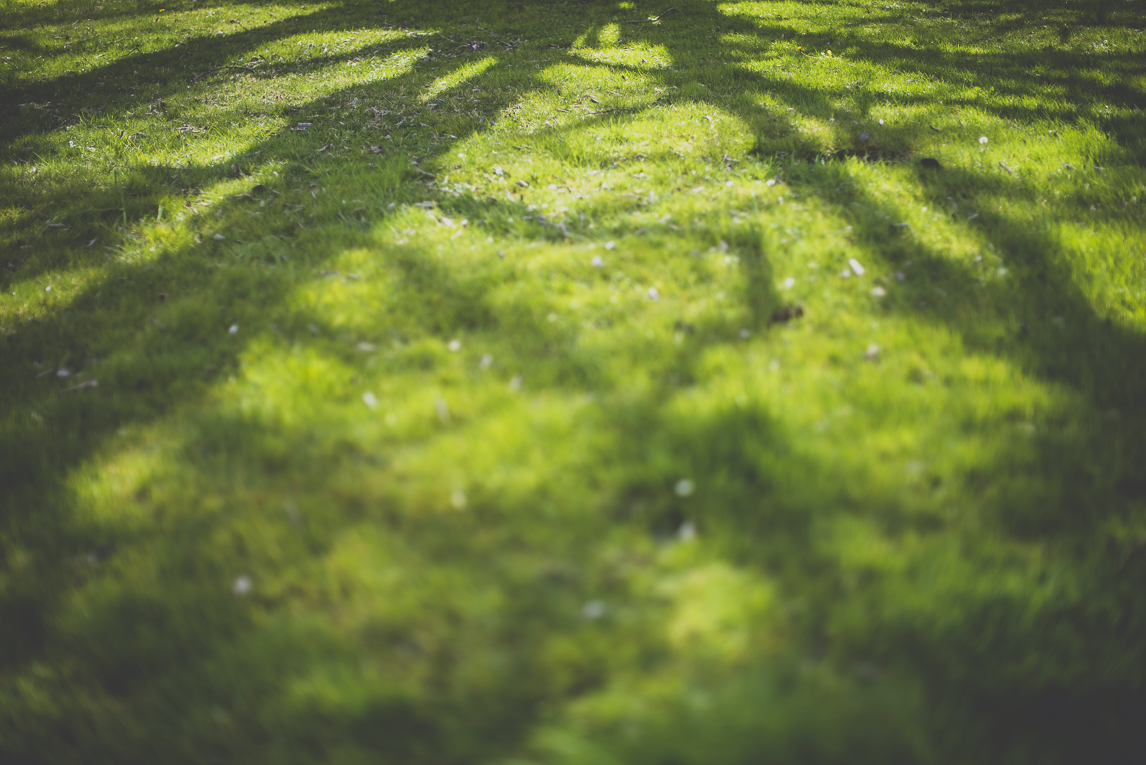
2,0,1146,763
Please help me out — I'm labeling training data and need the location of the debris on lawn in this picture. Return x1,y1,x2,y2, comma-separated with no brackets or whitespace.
771,304,805,324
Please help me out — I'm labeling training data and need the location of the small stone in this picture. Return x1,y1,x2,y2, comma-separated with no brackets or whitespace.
213,233,226,241
56,368,70,377
739,329,750,339
858,132,871,142
675,479,695,497
864,344,880,360
232,575,252,596
229,324,239,334
363,392,378,408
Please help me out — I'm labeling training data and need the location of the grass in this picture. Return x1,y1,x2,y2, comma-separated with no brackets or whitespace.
2,0,1146,762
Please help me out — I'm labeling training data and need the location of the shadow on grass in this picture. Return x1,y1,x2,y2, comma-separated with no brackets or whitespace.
2,0,1146,762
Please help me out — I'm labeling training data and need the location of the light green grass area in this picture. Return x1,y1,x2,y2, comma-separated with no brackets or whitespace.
2,0,1145,762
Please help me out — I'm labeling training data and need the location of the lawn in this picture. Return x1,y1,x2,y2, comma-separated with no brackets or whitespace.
1,0,1145,762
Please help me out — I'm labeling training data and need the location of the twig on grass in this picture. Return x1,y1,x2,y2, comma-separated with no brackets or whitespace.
624,8,676,23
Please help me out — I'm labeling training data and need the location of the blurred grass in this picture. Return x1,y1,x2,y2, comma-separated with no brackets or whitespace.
1,0,1145,762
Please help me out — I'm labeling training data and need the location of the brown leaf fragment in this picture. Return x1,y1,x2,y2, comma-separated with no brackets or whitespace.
770,304,805,324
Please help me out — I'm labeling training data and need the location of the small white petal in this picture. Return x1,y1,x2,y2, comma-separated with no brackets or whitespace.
782,277,795,290
864,344,881,359
647,287,659,300
590,255,604,268
675,479,695,497
229,324,239,334
871,286,887,297
605,240,616,250
450,490,467,509
363,392,378,408
448,339,461,352
232,575,252,596
849,258,865,276
581,600,607,620
479,354,492,369
678,521,697,541
979,136,989,144
213,233,226,241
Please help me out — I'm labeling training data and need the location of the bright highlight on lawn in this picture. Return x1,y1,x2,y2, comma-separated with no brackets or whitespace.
1,0,1145,762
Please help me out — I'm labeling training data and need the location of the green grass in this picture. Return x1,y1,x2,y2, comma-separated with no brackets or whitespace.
2,0,1146,762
